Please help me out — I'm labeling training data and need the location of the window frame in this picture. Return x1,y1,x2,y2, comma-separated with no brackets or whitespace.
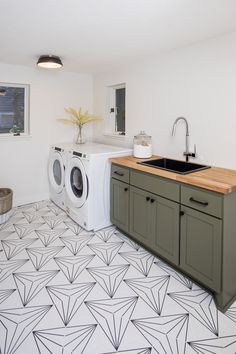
106,83,126,137
0,82,30,138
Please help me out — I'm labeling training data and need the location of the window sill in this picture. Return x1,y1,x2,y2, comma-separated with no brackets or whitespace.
0,135,32,141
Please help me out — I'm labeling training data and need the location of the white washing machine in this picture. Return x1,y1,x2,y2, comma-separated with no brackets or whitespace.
48,145,67,210
64,142,132,231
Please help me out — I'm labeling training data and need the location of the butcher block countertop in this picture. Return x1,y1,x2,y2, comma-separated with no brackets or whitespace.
110,155,236,195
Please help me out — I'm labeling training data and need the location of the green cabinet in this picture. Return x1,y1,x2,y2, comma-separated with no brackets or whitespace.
180,206,222,292
110,179,129,233
129,186,153,245
129,186,180,265
151,196,180,265
111,163,236,311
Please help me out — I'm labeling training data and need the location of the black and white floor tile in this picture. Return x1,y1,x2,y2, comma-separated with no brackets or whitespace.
0,200,236,354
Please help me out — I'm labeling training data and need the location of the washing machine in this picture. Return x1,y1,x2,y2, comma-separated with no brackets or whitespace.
48,145,67,210
64,142,132,231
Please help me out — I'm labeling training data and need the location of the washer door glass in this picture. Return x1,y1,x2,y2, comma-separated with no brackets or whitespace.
65,157,88,208
53,160,62,186
48,151,64,194
70,166,83,197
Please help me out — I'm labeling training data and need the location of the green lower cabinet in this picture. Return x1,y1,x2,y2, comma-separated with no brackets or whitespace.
151,196,180,265
180,206,222,293
110,179,129,233
129,186,153,244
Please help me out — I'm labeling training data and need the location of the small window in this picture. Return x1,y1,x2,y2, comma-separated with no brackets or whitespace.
0,83,30,136
106,83,126,136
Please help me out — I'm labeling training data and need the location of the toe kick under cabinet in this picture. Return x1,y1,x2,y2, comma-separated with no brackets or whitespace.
110,163,236,312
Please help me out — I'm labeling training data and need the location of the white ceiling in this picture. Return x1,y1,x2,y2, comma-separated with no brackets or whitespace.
1,0,236,74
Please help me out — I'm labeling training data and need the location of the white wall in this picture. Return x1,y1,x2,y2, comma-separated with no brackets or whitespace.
93,31,236,169
0,63,93,206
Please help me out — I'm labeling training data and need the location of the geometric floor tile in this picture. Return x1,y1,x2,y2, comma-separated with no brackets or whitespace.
35,228,67,247
0,305,51,354
87,242,123,265
155,260,193,289
42,215,67,229
168,289,218,335
119,251,155,276
0,259,29,283
0,231,16,240
33,324,97,354
26,246,64,270
188,335,236,354
85,297,138,350
115,232,140,251
22,210,48,224
64,220,86,235
46,282,96,325
14,223,44,238
54,254,95,283
102,349,152,354
1,200,236,354
13,270,59,306
1,238,37,260
124,275,170,314
0,289,16,304
132,313,189,354
225,305,236,324
60,234,93,255
95,226,116,242
87,264,130,298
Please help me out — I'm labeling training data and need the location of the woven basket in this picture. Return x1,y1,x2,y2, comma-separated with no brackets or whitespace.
0,188,13,215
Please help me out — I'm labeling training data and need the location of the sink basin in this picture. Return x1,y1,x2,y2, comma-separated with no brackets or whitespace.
138,158,210,175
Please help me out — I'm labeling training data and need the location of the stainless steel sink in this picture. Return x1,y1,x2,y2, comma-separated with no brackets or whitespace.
138,158,210,175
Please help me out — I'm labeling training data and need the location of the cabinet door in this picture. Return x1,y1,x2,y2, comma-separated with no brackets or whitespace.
151,196,180,265
110,179,129,233
129,186,152,244
180,206,222,292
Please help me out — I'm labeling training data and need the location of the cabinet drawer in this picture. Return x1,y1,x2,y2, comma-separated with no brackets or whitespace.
111,164,130,183
181,185,222,218
130,170,180,202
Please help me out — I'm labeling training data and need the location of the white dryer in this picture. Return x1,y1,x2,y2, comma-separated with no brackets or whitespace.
64,142,132,231
48,145,67,210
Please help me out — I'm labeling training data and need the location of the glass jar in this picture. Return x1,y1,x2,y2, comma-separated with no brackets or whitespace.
133,131,152,158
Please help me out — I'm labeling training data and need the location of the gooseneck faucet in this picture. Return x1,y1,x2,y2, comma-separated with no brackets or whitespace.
171,117,196,162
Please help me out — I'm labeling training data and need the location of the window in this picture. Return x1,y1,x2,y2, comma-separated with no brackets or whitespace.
0,83,30,136
106,83,126,136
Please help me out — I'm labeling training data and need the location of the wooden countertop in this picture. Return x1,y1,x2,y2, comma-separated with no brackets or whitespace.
110,155,236,194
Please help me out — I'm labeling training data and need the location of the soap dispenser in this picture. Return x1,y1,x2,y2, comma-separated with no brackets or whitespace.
133,131,152,158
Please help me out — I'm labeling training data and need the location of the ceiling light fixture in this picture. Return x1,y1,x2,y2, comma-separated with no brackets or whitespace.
37,55,63,69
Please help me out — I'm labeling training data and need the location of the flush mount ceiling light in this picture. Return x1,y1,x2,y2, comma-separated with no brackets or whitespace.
37,55,63,69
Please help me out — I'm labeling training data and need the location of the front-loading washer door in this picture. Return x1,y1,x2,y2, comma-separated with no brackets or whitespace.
65,157,88,208
48,151,65,194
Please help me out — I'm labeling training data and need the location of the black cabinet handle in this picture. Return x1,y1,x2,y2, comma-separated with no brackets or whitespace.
189,197,209,206
146,197,150,201
150,198,155,203
114,171,124,177
124,188,128,192
180,210,185,216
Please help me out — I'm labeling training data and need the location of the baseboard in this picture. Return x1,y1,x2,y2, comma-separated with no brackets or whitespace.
13,193,49,207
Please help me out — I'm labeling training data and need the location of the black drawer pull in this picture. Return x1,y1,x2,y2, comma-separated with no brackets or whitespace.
146,197,150,201
180,210,185,216
114,171,124,177
189,197,208,206
150,198,155,203
124,188,128,192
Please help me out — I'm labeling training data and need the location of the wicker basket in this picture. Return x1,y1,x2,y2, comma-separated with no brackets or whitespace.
0,188,13,215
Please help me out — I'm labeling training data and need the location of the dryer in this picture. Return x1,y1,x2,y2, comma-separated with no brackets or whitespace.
48,145,67,210
64,143,132,231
